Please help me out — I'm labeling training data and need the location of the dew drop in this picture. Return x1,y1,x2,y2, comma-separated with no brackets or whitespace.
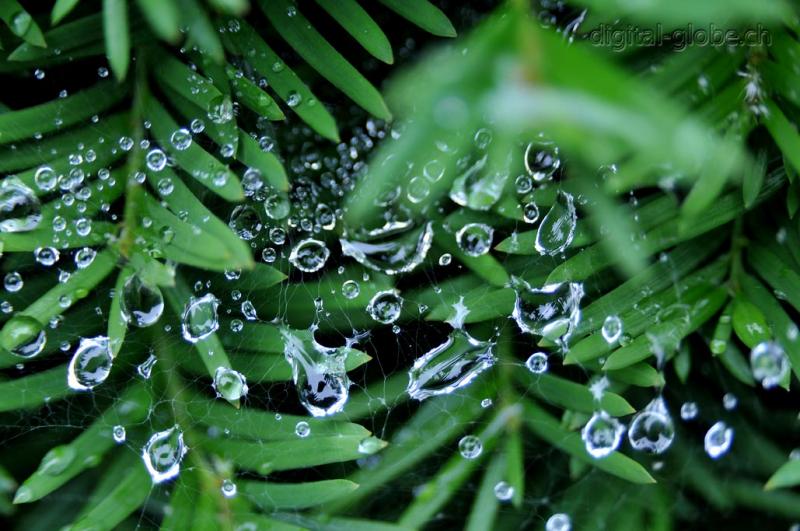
456,223,494,257
407,328,496,400
546,513,572,531
628,396,675,454
137,353,158,379
295,421,311,438
704,421,734,459
525,352,548,374
213,367,249,402
493,481,514,501
601,315,623,344
142,426,187,483
40,445,76,475
146,148,167,172
680,401,699,421
181,294,220,343
0,178,41,233
581,411,625,458
289,238,330,273
170,128,192,150
113,425,127,444
535,190,576,256
229,205,263,241
340,221,434,276
366,289,403,325
34,246,59,266
341,280,360,299
3,315,46,358
511,277,584,351
67,336,113,391
524,139,561,182
121,275,164,328
458,435,483,459
750,340,789,389
221,479,237,498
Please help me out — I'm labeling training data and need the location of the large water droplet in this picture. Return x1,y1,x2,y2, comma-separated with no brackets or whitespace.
0,177,41,233
67,336,113,391
181,294,220,343
229,205,262,241
289,238,330,273
511,277,584,351
581,411,625,459
281,328,350,417
142,426,187,483
340,222,434,276
628,396,675,454
121,275,164,328
407,328,496,400
750,340,789,389
535,190,576,256
704,421,733,459
366,289,403,324
213,367,249,402
3,315,46,358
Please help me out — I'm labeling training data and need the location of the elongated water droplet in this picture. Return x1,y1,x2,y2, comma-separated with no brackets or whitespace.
0,178,41,233
289,238,330,273
511,277,584,351
704,421,733,459
535,190,576,256
582,411,625,459
138,353,157,379
67,336,113,391
340,222,434,275
628,396,675,454
181,294,220,343
142,426,187,483
750,340,789,389
213,367,248,402
407,328,496,400
281,327,350,417
121,275,164,328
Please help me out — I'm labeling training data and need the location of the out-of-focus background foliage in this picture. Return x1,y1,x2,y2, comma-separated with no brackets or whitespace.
1,0,800,529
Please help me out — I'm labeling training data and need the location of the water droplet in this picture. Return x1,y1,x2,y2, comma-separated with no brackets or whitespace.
34,166,57,191
286,90,302,107
546,513,572,531
289,238,330,273
511,277,584,351
750,340,789,389
522,201,540,223
138,353,157,379
487,482,512,504
221,479,237,498
582,411,625,458
524,139,561,182
4,272,22,292
229,205,262,241
213,367,248,402
525,352,548,374
723,393,738,410
438,253,452,266
536,190,576,256
628,396,675,454
407,328,496,400
456,223,494,257
340,222,434,276
341,280,360,299
170,128,192,150
3,315,46,358
481,398,493,408
142,426,187,483
0,178,41,232
264,191,290,219
295,421,311,437
34,246,59,266
680,401,698,421
281,327,350,417
67,336,113,391
358,437,383,454
74,247,97,269
458,435,483,459
601,315,623,344
146,148,167,172
181,294,220,343
121,275,164,328
365,289,403,325
112,425,126,444
704,421,733,459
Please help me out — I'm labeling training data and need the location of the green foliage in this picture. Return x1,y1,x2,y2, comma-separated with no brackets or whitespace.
0,0,800,530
